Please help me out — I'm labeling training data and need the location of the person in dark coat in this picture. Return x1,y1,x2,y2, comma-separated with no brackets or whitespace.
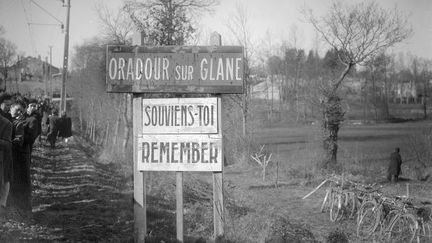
0,114,13,218
8,99,32,213
58,111,72,141
0,93,13,122
387,147,403,182
24,99,40,160
26,99,42,144
47,109,60,148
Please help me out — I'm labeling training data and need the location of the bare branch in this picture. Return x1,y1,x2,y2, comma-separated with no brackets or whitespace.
95,1,134,45
303,0,412,91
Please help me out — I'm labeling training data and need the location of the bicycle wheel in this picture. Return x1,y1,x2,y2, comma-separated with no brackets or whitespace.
344,191,357,219
320,188,332,213
357,201,380,240
387,213,417,243
417,220,431,243
330,192,343,222
380,209,400,238
357,200,376,225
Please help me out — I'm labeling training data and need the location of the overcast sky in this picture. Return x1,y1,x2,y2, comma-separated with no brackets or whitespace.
1,0,431,68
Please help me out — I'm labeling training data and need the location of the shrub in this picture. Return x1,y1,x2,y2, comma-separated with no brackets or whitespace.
325,228,348,243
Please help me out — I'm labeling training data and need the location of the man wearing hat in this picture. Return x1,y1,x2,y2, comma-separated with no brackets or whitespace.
25,99,41,157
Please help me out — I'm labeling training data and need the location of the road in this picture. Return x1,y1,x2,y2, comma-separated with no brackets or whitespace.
0,137,133,242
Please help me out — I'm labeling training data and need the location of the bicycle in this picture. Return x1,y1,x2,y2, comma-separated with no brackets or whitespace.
357,193,415,241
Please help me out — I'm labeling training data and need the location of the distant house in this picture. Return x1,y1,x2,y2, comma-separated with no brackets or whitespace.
392,80,419,104
5,56,61,96
252,75,283,100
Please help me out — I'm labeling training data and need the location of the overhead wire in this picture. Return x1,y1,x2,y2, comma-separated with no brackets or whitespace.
49,2,64,52
22,0,65,61
21,0,37,55
29,0,63,24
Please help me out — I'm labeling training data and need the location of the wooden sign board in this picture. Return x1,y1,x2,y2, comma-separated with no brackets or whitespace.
106,45,244,93
137,134,223,172
143,98,219,134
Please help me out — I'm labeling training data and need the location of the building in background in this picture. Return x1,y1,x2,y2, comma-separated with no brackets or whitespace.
6,55,61,97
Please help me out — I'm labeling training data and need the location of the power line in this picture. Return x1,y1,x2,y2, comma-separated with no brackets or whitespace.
28,23,62,26
20,0,37,54
29,0,63,25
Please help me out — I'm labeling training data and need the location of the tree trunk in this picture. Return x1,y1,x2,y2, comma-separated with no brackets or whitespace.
321,94,344,168
79,102,83,132
242,93,248,137
122,93,131,151
114,114,120,147
320,63,352,169
372,73,378,121
113,96,122,147
423,74,428,119
383,67,390,119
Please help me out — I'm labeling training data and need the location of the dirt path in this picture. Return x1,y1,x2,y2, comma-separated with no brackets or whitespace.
0,138,133,242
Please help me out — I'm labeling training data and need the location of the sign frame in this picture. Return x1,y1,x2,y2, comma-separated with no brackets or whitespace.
137,134,223,172
106,45,244,94
142,97,219,134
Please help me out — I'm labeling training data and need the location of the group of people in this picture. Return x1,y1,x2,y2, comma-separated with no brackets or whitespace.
0,92,72,219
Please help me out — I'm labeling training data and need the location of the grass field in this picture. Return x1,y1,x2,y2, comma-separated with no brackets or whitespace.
218,119,432,242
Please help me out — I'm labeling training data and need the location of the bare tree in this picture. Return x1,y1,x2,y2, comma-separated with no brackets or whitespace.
124,0,217,45
95,2,135,45
0,28,17,91
225,2,255,136
303,1,412,168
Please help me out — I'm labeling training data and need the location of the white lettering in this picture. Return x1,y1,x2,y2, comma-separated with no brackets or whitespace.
226,58,233,80
136,58,143,80
175,65,181,80
118,58,126,80
126,58,134,80
108,58,117,80
209,58,215,81
163,58,169,80
200,58,208,80
154,57,161,80
144,58,152,80
235,58,242,80
216,58,224,80
188,66,193,80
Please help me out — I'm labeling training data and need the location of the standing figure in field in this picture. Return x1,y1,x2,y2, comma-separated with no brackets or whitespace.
387,147,403,182
46,109,60,148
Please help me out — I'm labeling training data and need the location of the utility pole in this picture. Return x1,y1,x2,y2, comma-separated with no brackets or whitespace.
61,0,70,114
45,56,49,96
49,45,53,98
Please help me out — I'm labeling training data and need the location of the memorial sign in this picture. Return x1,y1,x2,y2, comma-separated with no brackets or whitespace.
137,134,223,172
106,45,244,93
142,98,219,134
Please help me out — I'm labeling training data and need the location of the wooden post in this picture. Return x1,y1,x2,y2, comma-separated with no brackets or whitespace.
133,32,146,243
209,31,225,239
176,172,184,242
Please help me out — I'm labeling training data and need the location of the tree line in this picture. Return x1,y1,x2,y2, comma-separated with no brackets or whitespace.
2,0,427,171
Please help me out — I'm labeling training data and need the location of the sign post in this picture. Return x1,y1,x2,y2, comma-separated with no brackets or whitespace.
110,31,243,242
176,171,183,242
133,95,146,241
210,32,224,238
